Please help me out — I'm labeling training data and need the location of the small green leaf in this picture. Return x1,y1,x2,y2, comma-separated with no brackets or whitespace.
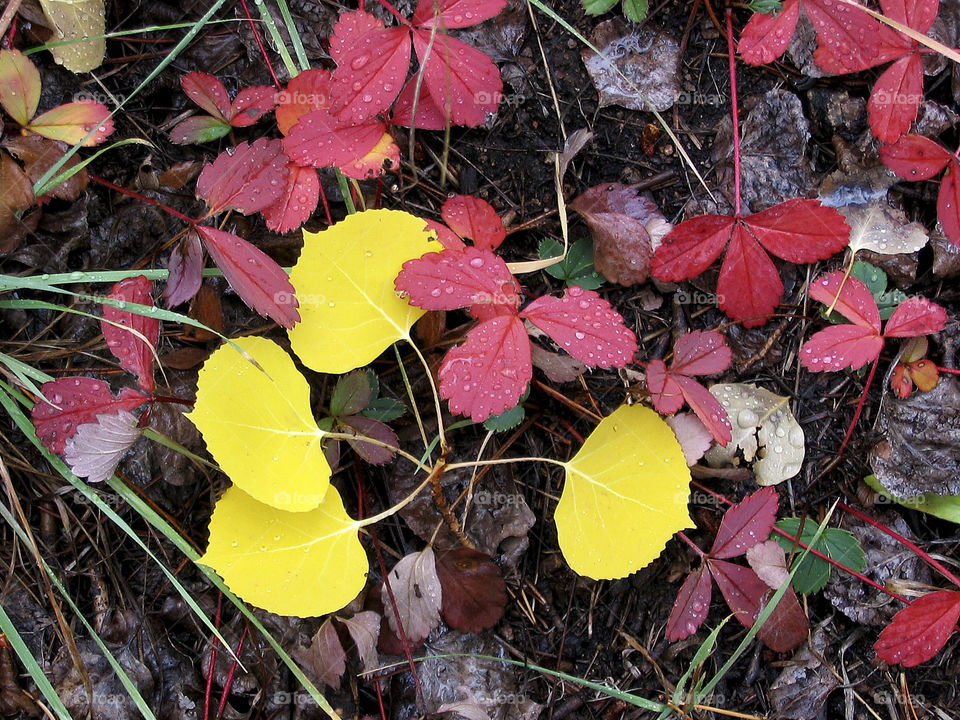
622,0,648,22
582,0,619,15
483,388,529,432
539,237,605,290
850,260,887,297
330,370,373,418
864,474,960,525
773,518,866,593
362,397,405,423
748,0,783,12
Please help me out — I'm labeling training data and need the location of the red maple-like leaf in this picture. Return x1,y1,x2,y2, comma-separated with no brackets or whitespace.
521,287,637,368
881,134,960,247
874,590,960,667
800,271,946,372
665,564,712,641
737,0,802,65
102,276,160,394
645,330,732,445
395,247,520,310
282,106,388,171
441,194,505,251
275,69,332,135
195,224,300,328
327,0,504,129
652,199,849,327
261,163,320,234
710,486,778,559
31,377,149,453
171,72,276,143
196,138,288,217
438,314,532,422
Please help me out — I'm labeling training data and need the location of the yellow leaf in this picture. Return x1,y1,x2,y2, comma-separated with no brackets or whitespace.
188,336,331,512
288,209,440,374
557,404,692,579
38,0,106,73
201,486,366,617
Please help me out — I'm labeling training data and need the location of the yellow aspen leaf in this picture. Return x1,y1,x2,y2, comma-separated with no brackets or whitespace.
188,336,331,512
201,485,366,617
288,209,440,374
557,404,692,579
38,0,106,73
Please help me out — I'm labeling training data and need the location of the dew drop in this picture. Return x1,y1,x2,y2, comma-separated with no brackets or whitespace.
468,256,485,268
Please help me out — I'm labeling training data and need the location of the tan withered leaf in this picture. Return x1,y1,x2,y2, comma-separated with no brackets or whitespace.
435,547,507,633
292,618,346,690
3,135,87,201
843,202,928,257
0,152,36,252
338,610,381,675
382,547,442,645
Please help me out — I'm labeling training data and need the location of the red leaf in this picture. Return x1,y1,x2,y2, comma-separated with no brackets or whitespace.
395,247,520,311
412,0,507,29
281,107,385,169
670,330,732,376
647,359,684,414
31,378,149,453
651,214,732,282
424,218,466,251
413,29,502,127
738,0,801,65
938,161,960,247
102,276,160,394
874,590,960,667
330,26,410,123
328,10,385,65
435,547,508,633
392,77,449,130
665,565,712,641
181,72,230,121
342,415,399,465
672,375,732,446
340,132,400,180
867,54,923,143
716,223,783,327
276,69,332,135
196,138,288,216
883,297,948,338
261,163,319,233
800,324,884,371
804,0,880,74
707,558,769,626
228,85,277,127
808,271,881,331
880,134,952,180
438,315,531,422
441,195,505,251
755,585,810,653
164,230,204,307
0,48,41,126
744,199,850,264
520,286,637,368
195,225,300,328
710,487,778,559
883,0,939,32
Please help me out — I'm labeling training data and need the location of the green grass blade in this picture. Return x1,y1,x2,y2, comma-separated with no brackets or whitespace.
0,604,74,720
253,0,299,77
0,504,157,720
34,139,153,198
274,0,310,71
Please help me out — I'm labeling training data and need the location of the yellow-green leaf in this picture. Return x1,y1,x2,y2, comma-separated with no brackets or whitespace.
288,209,440,374
188,336,331,512
201,486,366,617
557,404,692,579
38,0,106,73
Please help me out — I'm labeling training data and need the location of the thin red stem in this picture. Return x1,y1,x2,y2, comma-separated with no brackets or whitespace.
237,0,283,90
203,593,222,720
318,178,333,225
216,626,247,720
725,9,742,217
89,174,196,226
838,501,960,588
937,365,960,375
837,353,880,458
676,530,706,557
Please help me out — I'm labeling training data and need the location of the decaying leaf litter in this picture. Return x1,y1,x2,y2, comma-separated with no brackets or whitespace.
2,0,960,718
